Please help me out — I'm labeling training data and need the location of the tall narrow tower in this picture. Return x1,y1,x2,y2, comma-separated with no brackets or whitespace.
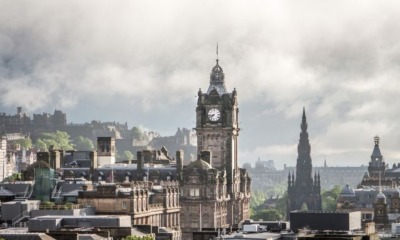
190,50,250,229
368,136,385,179
287,108,321,218
195,56,239,194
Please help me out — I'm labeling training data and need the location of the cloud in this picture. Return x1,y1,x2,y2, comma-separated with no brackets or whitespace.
2,0,400,168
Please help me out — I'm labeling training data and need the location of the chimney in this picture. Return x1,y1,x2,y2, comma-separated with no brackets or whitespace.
37,152,50,165
176,150,184,180
201,150,212,165
49,150,60,170
143,150,151,164
137,151,143,172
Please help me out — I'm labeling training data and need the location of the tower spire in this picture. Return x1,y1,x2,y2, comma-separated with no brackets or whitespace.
208,44,227,95
301,107,307,132
216,43,219,63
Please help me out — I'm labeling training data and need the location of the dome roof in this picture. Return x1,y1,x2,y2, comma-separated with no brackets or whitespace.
341,184,355,196
185,159,212,172
376,191,386,199
375,189,387,204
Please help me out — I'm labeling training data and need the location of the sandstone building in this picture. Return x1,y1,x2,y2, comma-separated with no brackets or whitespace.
178,55,251,239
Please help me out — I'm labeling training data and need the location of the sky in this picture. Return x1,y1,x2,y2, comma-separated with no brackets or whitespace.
1,1,400,169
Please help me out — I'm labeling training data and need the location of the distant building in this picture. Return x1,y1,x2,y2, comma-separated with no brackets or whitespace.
0,136,7,181
287,108,322,218
335,136,400,231
244,160,367,192
149,128,197,162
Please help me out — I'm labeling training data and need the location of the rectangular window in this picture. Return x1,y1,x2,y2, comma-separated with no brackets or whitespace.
190,188,200,197
122,201,127,209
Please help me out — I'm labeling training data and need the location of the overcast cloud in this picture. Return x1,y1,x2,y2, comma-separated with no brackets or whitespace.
1,0,400,168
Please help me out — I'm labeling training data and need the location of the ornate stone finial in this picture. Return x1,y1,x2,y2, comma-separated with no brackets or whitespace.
374,136,380,146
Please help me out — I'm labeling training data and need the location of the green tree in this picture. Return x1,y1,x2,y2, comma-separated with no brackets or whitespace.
250,188,289,220
275,192,288,219
35,131,74,150
75,136,95,151
13,138,32,149
252,209,283,221
2,173,21,182
300,202,308,211
250,190,267,210
321,185,342,212
131,127,148,141
35,138,48,151
122,151,134,161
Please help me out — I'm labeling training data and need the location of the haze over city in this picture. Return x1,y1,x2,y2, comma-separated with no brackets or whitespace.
1,1,400,168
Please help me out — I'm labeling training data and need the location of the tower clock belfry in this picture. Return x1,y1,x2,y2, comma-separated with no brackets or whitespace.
177,50,251,239
195,56,239,194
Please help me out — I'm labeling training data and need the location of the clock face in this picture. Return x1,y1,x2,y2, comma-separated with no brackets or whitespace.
208,108,220,121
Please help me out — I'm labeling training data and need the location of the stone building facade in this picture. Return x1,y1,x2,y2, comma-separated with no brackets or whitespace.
77,181,181,240
0,136,7,181
179,56,251,239
336,136,400,230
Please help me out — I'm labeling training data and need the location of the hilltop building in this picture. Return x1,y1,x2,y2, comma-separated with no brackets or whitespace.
287,108,322,218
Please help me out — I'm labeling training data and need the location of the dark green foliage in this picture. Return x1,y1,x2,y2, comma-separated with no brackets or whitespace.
321,185,342,212
131,127,148,141
12,138,32,149
75,136,95,151
252,208,283,221
122,151,134,161
34,131,74,151
2,173,21,182
250,185,288,220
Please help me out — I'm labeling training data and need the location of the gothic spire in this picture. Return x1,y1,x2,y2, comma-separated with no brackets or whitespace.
301,106,308,132
295,107,313,187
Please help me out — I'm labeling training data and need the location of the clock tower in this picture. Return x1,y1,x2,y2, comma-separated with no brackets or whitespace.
373,189,389,229
195,57,239,194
